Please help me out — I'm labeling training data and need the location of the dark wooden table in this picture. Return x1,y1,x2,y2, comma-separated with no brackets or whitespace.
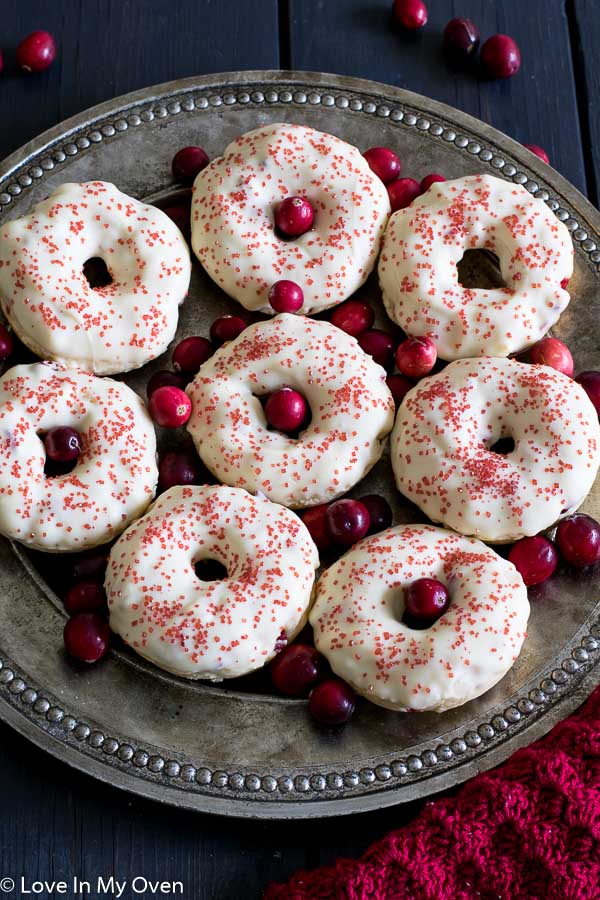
0,2,598,897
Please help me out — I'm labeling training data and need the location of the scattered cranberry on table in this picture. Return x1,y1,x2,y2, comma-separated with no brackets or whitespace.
67,547,109,584
420,173,445,194
387,177,420,212
265,387,308,433
330,299,375,337
209,315,247,347
524,144,550,165
300,504,333,553
0,50,4,76
269,279,304,314
556,514,600,568
172,335,213,376
480,34,521,79
309,678,356,726
274,196,314,237
64,613,110,664
443,17,480,66
508,536,558,586
158,448,203,491
392,0,428,31
358,329,396,371
148,385,192,428
395,336,437,378
360,494,393,535
270,643,322,697
171,146,210,184
16,30,56,73
529,337,573,377
326,499,370,546
146,369,187,398
44,427,82,464
386,373,414,407
0,323,13,361
63,580,108,616
160,198,192,237
363,147,402,184
575,371,600,416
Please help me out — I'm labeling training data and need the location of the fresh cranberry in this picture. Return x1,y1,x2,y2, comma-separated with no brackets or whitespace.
395,336,437,378
67,547,109,583
363,147,402,184
443,17,480,65
524,144,550,165
274,197,314,237
530,337,573,377
358,329,395,371
392,0,428,30
480,34,521,79
0,50,3,76
209,315,247,347
360,494,392,534
326,499,370,546
158,448,203,491
404,578,449,625
386,373,414,407
561,278,569,291
148,386,192,428
172,336,213,375
269,280,304,313
160,197,192,237
64,613,110,663
309,678,356,726
330,299,375,337
44,427,81,464
387,177,421,212
508,536,558,586
171,146,210,184
146,369,187,398
16,31,56,73
265,387,308,433
270,643,322,697
556,514,600,567
575,371,600,416
0,324,13,360
420,173,446,194
64,580,107,616
300,504,333,553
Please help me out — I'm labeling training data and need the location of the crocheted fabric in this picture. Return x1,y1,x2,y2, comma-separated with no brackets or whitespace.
265,686,600,900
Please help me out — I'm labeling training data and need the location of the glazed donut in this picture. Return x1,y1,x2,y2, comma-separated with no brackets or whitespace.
0,181,191,375
106,485,319,680
185,314,395,508
391,357,600,542
310,524,529,712
0,362,158,552
191,123,390,314
378,174,573,360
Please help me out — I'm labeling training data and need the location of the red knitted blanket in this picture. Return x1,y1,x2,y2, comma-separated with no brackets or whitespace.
265,686,600,900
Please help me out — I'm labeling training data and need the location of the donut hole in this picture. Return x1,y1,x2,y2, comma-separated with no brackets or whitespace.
488,436,516,456
83,256,113,289
194,558,228,582
457,249,506,290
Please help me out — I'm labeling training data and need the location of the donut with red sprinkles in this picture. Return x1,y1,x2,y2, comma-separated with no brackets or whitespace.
310,524,529,712
106,484,319,680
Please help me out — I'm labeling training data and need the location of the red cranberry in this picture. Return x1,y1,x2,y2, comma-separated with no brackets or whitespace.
158,449,203,491
146,369,187,398
386,373,414,407
160,197,192,237
274,196,314,237
269,280,304,313
172,146,210,184
387,178,421,212
265,387,308,433
480,34,521,79
556,514,600,567
16,31,56,73
0,50,3,76
67,547,109,583
443,17,480,65
404,578,449,624
561,278,570,291
330,299,375,337
360,494,392,534
392,0,428,30
309,678,356,726
64,580,107,616
420,173,446,194
358,329,395,371
64,613,110,663
148,386,192,428
209,315,247,347
524,144,550,165
300,504,333,553
326,499,370,546
270,643,322,697
575,371,600,416
395,336,437,378
172,336,213,376
0,323,13,360
363,147,402,184
508,536,558,586
44,427,81,464
530,337,573,377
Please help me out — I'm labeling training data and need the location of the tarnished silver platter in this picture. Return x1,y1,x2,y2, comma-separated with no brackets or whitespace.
1,71,600,819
